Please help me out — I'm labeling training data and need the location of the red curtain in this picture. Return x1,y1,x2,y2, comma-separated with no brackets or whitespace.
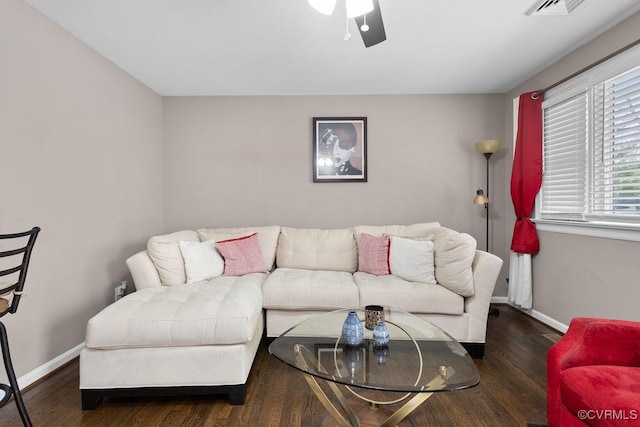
511,91,543,254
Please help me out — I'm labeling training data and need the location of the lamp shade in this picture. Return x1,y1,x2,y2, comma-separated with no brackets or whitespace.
475,139,502,155
473,189,489,204
346,0,374,17
308,0,337,15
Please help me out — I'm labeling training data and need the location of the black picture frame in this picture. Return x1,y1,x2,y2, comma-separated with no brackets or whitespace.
313,117,367,182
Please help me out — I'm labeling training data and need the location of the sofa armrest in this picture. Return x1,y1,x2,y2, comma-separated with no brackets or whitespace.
464,250,503,343
126,251,162,290
547,317,640,426
550,317,640,370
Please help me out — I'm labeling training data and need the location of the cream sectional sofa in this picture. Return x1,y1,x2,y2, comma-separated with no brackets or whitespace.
80,222,502,409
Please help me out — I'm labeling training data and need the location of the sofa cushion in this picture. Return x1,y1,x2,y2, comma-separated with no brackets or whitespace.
178,240,224,283
560,365,640,427
354,222,441,238
86,273,265,348
276,227,357,273
426,227,477,297
147,230,199,285
197,226,280,272
263,268,360,310
353,272,464,315
389,236,436,284
357,233,390,275
217,233,267,276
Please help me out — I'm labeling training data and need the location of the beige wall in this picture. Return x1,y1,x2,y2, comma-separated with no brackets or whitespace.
504,12,640,325
7,0,636,384
0,0,163,381
163,95,507,272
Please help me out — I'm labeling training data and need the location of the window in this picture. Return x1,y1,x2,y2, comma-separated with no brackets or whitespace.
535,44,640,239
591,69,640,217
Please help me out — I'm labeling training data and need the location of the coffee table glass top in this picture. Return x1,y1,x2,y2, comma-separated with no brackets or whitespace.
268,308,479,393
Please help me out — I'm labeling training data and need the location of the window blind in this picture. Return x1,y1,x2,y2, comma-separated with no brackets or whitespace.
590,66,640,219
540,92,588,219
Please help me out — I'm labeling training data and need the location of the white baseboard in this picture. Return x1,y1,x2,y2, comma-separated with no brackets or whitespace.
523,308,569,333
491,297,569,333
18,342,85,390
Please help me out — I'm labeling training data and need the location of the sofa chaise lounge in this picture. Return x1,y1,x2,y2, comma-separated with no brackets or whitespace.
80,222,503,409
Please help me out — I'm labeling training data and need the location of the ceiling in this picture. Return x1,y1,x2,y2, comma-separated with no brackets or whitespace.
22,0,640,96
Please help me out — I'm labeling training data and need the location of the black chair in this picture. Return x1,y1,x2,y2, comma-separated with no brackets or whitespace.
0,227,40,427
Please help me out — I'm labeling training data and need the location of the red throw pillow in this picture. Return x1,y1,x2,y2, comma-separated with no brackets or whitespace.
216,233,267,276
358,233,391,275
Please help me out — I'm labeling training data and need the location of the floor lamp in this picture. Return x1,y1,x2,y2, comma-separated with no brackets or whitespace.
473,139,502,251
473,139,502,316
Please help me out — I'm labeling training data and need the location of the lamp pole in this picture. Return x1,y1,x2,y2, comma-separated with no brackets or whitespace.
474,139,501,253
484,152,491,252
474,139,501,317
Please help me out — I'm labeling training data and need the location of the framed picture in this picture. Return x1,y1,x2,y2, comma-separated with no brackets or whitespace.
313,117,367,182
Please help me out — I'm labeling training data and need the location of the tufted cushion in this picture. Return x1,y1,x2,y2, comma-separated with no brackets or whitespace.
85,273,265,348
147,230,199,285
560,366,640,427
197,226,280,272
263,268,359,310
276,227,357,272
354,272,464,315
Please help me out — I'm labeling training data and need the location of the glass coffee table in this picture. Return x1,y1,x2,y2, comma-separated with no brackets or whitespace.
268,308,479,427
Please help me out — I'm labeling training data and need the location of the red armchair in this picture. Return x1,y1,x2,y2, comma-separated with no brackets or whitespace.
547,317,640,427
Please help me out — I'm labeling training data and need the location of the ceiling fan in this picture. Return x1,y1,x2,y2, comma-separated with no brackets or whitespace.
308,0,387,48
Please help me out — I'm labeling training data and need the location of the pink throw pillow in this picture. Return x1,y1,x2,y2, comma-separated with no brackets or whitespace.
216,233,267,276
358,233,390,275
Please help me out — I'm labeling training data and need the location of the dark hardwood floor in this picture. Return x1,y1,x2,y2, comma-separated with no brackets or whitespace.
0,305,557,426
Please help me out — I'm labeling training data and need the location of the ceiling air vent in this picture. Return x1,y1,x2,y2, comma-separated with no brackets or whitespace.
525,0,585,16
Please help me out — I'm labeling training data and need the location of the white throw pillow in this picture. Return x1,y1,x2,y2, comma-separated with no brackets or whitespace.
389,236,436,284
178,240,224,284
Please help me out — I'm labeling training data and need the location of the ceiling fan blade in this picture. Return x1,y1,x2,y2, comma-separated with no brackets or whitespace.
354,0,386,47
